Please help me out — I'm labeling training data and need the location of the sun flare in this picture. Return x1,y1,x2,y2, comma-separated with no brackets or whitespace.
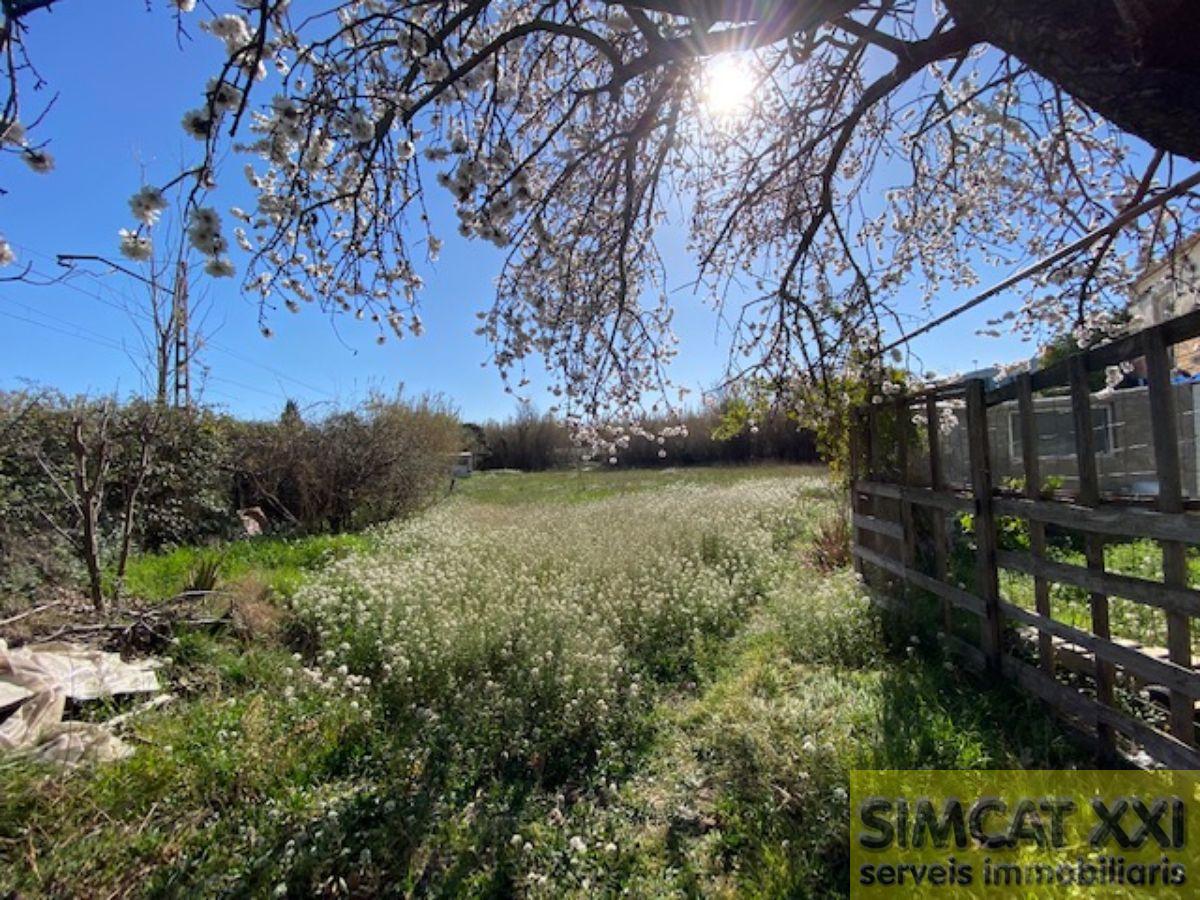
702,55,755,116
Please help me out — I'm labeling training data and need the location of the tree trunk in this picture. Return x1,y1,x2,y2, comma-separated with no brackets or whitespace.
945,0,1200,160
69,415,107,614
114,417,155,601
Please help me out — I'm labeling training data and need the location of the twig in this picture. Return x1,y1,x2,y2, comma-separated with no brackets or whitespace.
33,616,220,643
0,601,61,628
105,694,174,730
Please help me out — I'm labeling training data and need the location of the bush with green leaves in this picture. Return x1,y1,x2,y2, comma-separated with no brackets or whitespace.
228,391,461,534
0,389,461,606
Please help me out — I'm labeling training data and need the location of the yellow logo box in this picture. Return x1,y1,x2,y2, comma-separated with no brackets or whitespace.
850,770,1200,897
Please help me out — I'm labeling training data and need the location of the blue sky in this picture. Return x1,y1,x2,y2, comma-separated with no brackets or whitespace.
0,3,1036,423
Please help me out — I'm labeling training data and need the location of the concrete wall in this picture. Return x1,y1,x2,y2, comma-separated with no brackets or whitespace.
937,384,1199,498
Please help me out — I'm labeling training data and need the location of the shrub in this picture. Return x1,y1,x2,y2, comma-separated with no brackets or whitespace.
472,401,572,470
806,507,851,573
0,388,460,606
229,391,460,534
133,404,236,551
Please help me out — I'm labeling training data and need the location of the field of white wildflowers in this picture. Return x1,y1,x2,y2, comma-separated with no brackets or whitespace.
0,466,1081,897
291,477,813,776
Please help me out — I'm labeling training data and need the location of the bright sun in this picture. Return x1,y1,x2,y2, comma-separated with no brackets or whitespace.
702,55,755,116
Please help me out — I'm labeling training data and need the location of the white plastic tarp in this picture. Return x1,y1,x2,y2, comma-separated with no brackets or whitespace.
0,639,161,766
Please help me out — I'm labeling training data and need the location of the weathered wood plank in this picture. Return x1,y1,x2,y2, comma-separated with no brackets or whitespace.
852,512,904,542
856,480,975,512
986,308,1200,405
857,479,902,500
1000,601,1200,700
1001,654,1200,770
967,379,1003,673
1069,354,1116,760
852,545,986,616
1146,327,1195,746
996,549,1200,618
908,488,974,514
992,496,1200,545
849,411,865,578
926,394,952,635
896,399,918,577
852,543,906,580
1017,372,1055,676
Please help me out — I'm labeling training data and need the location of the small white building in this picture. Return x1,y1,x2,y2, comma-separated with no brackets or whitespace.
1130,232,1200,373
452,451,474,478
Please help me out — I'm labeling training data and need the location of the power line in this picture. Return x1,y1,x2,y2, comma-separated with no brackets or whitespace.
205,342,336,399
207,374,291,401
0,308,126,354
0,295,129,352
871,169,1200,360
0,301,293,405
1,291,121,336
10,253,338,400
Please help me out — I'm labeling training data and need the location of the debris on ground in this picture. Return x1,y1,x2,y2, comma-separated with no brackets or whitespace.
0,639,163,767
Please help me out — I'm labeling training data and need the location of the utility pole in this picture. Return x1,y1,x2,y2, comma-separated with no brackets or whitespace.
173,259,190,409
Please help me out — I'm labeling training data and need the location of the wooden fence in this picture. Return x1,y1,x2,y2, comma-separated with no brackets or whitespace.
850,308,1200,769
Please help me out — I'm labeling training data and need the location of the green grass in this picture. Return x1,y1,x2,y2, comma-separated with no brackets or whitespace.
456,462,825,506
534,569,1081,898
0,466,1081,898
986,517,1200,650
114,531,378,601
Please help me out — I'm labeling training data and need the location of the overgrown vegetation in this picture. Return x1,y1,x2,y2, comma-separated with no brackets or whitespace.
116,531,378,604
0,467,1081,897
0,390,459,613
978,511,1200,650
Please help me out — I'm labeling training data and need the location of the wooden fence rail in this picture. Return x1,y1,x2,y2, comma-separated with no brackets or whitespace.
851,308,1200,769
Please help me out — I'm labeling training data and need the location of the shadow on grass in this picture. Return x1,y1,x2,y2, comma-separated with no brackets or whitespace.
868,655,1090,771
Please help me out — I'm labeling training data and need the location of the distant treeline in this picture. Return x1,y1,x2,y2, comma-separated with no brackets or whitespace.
466,405,819,471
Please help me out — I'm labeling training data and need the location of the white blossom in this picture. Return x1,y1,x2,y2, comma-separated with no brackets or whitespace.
204,256,236,277
128,186,168,226
118,228,153,261
21,148,52,173
181,109,212,140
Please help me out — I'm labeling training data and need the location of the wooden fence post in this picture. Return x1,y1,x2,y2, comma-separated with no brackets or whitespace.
1017,373,1055,676
1068,354,1117,761
1145,328,1195,746
849,408,865,577
926,393,951,635
865,404,880,564
966,379,1002,674
896,398,917,581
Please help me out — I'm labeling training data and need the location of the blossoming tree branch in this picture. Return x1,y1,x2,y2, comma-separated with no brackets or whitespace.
1,0,1198,436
